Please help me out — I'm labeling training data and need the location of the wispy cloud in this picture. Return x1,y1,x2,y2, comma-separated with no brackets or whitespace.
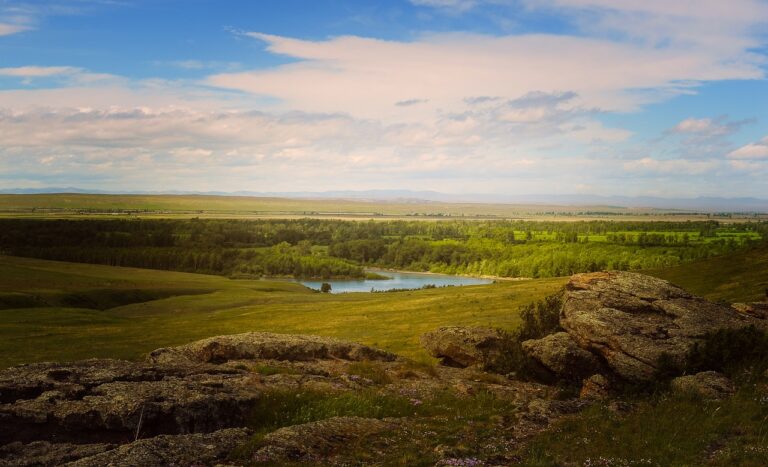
410,0,484,12
728,137,768,160
0,22,29,36
210,19,764,124
395,98,429,107
0,66,79,77
155,60,242,71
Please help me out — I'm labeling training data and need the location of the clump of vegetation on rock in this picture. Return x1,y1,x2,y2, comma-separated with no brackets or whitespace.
655,325,768,383
687,325,768,378
486,292,564,378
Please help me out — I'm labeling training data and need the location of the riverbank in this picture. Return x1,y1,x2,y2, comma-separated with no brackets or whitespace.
368,267,533,282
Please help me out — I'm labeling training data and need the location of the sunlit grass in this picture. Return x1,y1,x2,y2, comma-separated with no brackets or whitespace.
0,255,564,368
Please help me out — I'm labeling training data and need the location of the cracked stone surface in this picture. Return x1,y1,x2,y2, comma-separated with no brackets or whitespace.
560,271,765,381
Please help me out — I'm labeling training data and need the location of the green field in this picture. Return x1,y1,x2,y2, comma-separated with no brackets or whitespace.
2,193,765,221
2,243,767,369
0,255,565,368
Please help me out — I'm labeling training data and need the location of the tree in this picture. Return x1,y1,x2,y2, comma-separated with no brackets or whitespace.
320,282,332,293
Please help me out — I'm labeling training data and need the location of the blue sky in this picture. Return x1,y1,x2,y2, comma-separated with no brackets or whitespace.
1,0,768,197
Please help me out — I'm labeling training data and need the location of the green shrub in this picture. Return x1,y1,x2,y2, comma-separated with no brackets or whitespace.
347,361,392,385
686,325,768,378
516,292,563,341
486,292,564,379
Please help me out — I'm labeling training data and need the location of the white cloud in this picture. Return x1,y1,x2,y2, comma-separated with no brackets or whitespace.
1,0,766,196
410,0,485,11
207,24,764,123
728,137,768,160
672,118,724,135
0,66,80,77
0,22,29,36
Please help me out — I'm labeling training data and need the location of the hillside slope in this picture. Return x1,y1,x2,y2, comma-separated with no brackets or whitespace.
649,245,768,303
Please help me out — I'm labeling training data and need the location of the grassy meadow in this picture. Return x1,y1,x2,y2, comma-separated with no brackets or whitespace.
1,243,767,369
0,255,565,368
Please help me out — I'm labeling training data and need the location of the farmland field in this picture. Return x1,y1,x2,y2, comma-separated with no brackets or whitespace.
1,193,765,221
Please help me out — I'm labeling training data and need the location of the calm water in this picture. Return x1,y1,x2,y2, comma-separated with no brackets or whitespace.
298,270,492,293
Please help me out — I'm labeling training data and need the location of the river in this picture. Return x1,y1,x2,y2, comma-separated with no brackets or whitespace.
298,270,492,293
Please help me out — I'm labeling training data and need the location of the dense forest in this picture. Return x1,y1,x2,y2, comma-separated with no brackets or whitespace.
0,218,765,279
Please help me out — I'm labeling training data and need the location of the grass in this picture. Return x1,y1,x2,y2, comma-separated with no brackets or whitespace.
523,380,768,466
650,244,768,303
236,387,522,465
2,243,765,368
0,255,564,368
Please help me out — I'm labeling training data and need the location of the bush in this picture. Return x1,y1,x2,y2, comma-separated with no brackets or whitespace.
686,325,768,378
486,292,564,379
652,325,768,385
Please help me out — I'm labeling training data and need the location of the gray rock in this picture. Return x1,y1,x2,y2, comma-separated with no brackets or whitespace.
671,371,736,400
0,370,261,444
0,359,242,404
561,271,763,382
149,331,397,366
732,302,768,320
67,428,251,466
420,327,506,369
579,374,612,400
522,332,601,381
251,417,397,463
0,441,113,467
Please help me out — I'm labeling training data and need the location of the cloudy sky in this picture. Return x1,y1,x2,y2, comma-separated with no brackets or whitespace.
1,0,768,197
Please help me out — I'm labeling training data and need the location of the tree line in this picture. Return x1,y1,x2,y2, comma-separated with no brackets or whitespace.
0,218,764,279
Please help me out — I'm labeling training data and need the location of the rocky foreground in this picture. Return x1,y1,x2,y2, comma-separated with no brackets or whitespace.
1,271,766,466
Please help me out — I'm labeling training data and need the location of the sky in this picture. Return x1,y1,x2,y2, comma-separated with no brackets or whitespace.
1,0,768,197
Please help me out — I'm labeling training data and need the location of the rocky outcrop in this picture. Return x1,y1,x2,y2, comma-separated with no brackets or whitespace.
0,440,114,467
149,331,397,366
522,332,601,381
670,371,736,400
0,364,260,444
0,332,405,465
420,327,506,369
560,271,764,382
732,301,768,320
251,417,397,463
67,428,251,467
0,428,251,467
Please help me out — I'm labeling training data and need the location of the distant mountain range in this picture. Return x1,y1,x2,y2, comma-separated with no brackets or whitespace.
1,187,766,212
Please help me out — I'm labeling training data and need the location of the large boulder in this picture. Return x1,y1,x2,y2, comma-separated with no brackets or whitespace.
560,271,764,382
670,371,736,400
149,331,397,366
522,332,601,381
420,327,506,369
